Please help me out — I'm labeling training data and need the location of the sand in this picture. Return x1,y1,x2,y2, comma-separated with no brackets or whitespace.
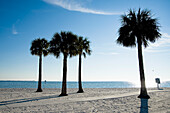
0,88,170,113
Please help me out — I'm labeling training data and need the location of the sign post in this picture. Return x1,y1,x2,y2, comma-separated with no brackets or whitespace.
155,78,160,89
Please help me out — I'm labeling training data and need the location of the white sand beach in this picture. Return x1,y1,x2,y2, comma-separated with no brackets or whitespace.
0,88,170,113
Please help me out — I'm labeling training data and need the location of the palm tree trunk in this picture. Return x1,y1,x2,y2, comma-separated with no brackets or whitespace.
60,54,68,96
137,39,150,99
36,55,42,92
77,54,84,93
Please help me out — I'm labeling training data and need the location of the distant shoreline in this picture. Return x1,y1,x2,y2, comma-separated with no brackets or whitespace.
0,81,170,88
0,80,135,82
0,81,136,88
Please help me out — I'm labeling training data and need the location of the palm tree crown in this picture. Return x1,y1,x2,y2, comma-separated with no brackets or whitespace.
76,36,91,57
49,31,77,57
30,38,49,56
117,8,161,47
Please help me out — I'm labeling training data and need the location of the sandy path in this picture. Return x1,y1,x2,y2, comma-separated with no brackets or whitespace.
0,88,170,112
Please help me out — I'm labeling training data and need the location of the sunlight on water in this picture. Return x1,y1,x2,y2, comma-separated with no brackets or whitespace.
131,81,156,88
132,80,169,88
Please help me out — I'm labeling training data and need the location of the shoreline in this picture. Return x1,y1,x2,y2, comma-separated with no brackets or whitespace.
0,88,170,112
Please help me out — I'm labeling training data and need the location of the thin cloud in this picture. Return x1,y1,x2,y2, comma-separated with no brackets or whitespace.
145,32,170,53
150,32,170,47
111,52,119,55
43,0,122,15
12,24,18,35
97,52,119,55
144,48,170,53
162,32,170,38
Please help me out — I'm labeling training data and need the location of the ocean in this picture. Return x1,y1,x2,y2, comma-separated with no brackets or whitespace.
0,81,169,88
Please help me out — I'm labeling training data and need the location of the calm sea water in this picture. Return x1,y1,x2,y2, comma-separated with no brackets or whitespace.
0,81,169,88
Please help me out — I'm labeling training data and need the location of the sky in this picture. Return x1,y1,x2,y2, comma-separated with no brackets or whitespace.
0,0,170,87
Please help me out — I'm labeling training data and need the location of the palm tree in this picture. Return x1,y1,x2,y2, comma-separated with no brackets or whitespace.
49,31,77,96
76,36,91,93
116,8,161,99
30,38,49,92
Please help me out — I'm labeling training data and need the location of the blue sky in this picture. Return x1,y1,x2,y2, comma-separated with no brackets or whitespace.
0,0,170,87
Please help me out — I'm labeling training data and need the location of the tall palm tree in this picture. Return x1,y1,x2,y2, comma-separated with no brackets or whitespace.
49,31,77,96
76,36,91,93
30,38,49,92
116,8,161,99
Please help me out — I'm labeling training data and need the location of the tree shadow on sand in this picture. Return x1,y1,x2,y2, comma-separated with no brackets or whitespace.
140,98,149,113
0,91,79,106
0,95,59,106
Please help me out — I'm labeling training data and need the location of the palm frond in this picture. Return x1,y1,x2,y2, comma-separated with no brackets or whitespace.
75,36,91,58
117,8,161,48
30,38,49,56
49,31,79,58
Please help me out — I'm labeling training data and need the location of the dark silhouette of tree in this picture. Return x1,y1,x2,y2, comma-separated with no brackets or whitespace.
49,31,77,96
30,38,49,92
76,36,91,93
117,8,161,99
